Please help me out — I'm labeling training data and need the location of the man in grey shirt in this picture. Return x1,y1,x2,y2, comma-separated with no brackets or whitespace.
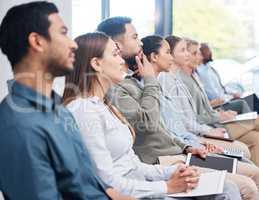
96,17,259,199
97,17,216,165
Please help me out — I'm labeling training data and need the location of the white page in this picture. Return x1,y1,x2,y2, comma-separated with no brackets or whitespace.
221,112,257,124
168,171,226,197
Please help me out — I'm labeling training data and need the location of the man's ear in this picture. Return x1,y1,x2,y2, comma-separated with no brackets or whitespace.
150,52,158,63
28,32,45,53
90,57,103,73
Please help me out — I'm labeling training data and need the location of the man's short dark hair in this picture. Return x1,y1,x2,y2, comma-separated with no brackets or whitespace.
0,1,58,69
97,16,132,39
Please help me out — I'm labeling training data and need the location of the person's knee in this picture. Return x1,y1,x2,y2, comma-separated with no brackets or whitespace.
254,118,259,130
240,162,259,187
239,130,259,148
253,132,259,143
239,177,258,199
250,165,259,187
247,131,259,149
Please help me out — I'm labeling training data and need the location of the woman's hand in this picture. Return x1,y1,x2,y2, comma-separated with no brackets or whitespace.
210,98,224,107
185,146,208,159
219,110,237,122
203,142,224,153
166,164,200,194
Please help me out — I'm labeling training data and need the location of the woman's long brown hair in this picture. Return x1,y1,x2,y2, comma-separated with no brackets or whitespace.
63,32,109,105
62,32,136,140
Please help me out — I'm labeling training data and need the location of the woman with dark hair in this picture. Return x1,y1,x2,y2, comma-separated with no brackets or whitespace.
63,32,204,199
141,35,174,75
159,36,232,145
145,35,227,152
197,43,251,113
141,35,244,200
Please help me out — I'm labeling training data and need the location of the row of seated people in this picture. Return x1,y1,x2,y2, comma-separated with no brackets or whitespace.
0,1,258,200
197,43,259,114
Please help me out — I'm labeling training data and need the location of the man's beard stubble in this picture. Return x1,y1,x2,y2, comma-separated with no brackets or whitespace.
123,54,142,80
47,57,73,77
124,54,138,72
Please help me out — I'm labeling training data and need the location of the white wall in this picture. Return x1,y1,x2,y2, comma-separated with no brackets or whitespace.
0,0,72,101
0,1,72,199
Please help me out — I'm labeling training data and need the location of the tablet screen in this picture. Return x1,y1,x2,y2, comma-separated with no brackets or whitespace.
186,153,237,174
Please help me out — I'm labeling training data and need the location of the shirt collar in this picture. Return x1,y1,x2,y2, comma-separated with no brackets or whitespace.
7,79,62,111
127,69,135,76
134,77,144,89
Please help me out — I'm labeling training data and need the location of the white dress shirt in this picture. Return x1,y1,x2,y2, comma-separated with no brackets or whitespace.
67,96,178,198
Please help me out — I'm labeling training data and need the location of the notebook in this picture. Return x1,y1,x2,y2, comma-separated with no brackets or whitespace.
203,132,234,142
169,170,226,197
220,112,257,124
186,153,237,173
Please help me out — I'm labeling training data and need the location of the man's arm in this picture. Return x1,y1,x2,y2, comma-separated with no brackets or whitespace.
111,76,162,133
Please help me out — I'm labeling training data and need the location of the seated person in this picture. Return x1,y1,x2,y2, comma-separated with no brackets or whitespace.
63,31,241,200
0,2,133,200
142,35,259,200
178,38,259,167
197,43,251,114
159,36,250,158
97,16,209,165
